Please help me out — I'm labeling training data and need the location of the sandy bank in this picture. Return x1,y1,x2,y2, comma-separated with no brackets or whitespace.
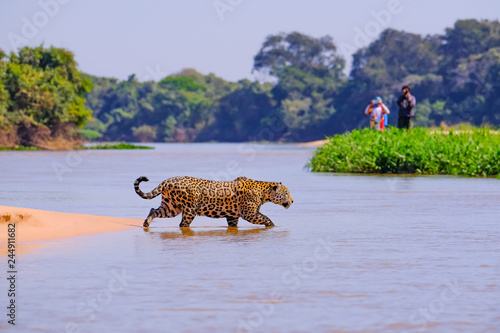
0,206,142,256
298,139,328,147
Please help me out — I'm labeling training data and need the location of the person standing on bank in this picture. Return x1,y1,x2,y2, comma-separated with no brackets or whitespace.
365,96,390,131
397,85,416,129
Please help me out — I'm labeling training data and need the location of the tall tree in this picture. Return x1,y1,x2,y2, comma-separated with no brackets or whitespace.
441,19,500,61
253,31,345,81
253,32,346,140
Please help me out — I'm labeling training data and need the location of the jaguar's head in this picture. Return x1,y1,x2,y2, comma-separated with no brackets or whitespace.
270,183,294,209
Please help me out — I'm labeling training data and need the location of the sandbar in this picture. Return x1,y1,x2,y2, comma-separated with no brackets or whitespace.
0,206,142,256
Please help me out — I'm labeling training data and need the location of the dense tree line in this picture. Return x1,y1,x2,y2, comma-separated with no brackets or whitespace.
83,31,348,142
84,19,500,142
0,46,91,147
1,19,499,146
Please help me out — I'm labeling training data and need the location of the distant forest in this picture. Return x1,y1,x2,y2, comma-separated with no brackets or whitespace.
1,19,500,146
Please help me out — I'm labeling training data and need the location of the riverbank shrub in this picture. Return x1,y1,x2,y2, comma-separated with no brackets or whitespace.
308,127,500,177
0,146,39,151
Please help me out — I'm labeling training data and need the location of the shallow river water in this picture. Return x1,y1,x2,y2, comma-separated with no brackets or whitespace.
0,143,499,332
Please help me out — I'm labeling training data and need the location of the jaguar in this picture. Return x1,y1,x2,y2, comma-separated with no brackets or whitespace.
134,176,293,228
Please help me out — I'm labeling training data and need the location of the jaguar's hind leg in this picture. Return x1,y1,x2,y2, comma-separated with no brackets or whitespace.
227,217,239,227
143,208,156,228
179,209,196,228
143,204,181,228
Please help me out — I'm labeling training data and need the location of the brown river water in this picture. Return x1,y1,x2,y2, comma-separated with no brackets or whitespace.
0,143,499,332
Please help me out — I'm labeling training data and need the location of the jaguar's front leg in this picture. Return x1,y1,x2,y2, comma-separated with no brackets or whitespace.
243,212,274,227
241,201,274,227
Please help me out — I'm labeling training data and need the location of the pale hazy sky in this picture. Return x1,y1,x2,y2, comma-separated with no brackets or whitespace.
1,0,499,82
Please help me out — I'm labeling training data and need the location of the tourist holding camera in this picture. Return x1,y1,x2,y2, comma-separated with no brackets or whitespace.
365,96,390,131
397,85,416,129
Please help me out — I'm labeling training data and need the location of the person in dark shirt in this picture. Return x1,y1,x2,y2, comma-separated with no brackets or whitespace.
397,85,416,129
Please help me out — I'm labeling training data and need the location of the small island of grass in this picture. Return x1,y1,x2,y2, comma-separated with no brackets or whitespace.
0,146,40,151
0,143,153,151
85,142,154,150
308,127,500,177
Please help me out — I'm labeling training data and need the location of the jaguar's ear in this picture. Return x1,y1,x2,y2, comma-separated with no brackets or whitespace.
272,185,278,191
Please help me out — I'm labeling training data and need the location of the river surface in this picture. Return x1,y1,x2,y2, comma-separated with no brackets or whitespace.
0,143,499,332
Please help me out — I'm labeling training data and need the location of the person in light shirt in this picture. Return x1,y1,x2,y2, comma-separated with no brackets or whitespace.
364,96,390,131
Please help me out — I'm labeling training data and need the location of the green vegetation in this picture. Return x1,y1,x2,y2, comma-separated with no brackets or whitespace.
0,46,92,148
85,142,153,150
79,128,102,140
84,68,239,143
0,142,152,150
0,146,39,151
308,128,500,177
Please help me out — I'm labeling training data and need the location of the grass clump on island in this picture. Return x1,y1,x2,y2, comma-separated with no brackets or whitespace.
0,146,40,151
308,127,500,177
0,143,153,151
85,142,154,150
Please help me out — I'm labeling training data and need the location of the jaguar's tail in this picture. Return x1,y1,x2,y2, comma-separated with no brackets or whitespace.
134,176,164,199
